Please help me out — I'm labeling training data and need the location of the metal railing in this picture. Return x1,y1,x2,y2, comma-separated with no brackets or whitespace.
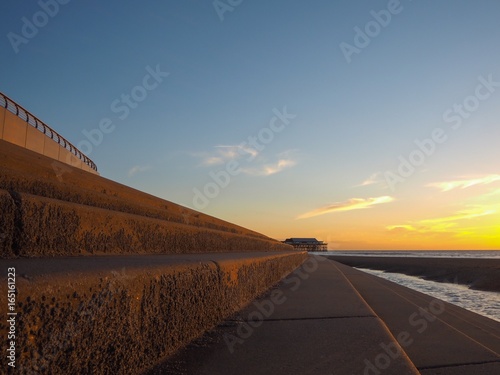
0,92,98,172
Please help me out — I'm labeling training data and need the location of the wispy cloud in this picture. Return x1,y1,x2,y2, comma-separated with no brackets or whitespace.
419,209,496,224
386,224,418,232
220,144,259,159
200,155,225,166
128,165,152,177
196,146,298,176
297,196,394,220
427,175,500,192
196,144,258,166
265,159,296,175
357,172,383,187
242,158,296,176
387,207,496,234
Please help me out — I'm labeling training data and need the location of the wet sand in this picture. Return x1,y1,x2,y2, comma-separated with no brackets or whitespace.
328,256,500,292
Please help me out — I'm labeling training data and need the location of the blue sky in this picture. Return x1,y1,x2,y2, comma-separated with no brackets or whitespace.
2,1,500,249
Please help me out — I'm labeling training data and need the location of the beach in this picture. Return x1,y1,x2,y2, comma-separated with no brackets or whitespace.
328,255,500,292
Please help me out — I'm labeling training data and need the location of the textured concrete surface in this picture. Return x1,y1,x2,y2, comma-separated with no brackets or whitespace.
329,255,500,292
0,105,5,138
159,319,417,375
0,138,305,373
156,256,419,374
332,259,500,374
0,140,292,258
0,189,16,257
158,256,500,375
0,252,306,374
419,363,500,375
3,192,291,257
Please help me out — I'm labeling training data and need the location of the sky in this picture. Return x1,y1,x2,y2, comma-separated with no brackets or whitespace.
1,0,500,250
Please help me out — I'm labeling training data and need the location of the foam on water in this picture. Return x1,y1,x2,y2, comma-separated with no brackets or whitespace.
311,251,500,322
356,268,500,322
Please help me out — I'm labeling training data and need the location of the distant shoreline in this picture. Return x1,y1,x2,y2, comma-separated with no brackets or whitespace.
320,250,500,258
327,255,500,293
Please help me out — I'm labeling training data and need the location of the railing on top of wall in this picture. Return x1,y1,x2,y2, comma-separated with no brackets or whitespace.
0,92,98,173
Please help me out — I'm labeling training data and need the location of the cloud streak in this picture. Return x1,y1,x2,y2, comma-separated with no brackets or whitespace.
196,146,298,177
128,165,152,177
196,144,258,166
357,172,383,187
428,175,500,192
297,196,394,220
419,209,496,225
242,158,296,176
387,207,496,234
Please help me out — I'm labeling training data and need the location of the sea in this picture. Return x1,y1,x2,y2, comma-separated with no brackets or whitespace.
323,250,500,259
312,250,500,322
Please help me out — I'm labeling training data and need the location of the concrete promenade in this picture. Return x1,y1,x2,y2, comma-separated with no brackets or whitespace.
158,256,500,375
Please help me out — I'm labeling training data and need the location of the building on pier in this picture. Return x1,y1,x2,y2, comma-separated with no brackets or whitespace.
283,238,327,252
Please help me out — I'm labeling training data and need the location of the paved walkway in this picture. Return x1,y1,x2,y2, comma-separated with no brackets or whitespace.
153,255,500,375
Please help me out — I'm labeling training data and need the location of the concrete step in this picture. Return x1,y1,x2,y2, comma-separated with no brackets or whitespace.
0,251,306,373
0,139,291,258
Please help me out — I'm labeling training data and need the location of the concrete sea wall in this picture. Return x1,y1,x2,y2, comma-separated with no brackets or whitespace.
0,189,292,258
0,140,305,373
0,140,292,258
0,252,306,374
